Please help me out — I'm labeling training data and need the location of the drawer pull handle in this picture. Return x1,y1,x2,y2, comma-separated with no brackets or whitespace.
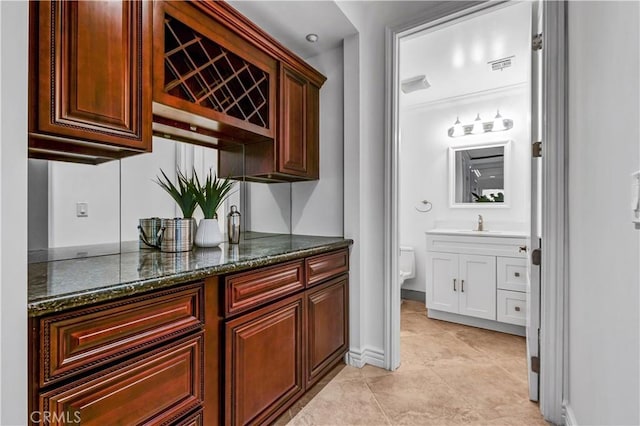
515,272,520,277
453,279,457,292
519,246,527,253
461,280,465,293
515,306,521,312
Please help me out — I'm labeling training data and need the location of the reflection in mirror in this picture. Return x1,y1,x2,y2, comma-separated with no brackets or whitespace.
27,158,121,262
451,142,509,206
28,137,295,262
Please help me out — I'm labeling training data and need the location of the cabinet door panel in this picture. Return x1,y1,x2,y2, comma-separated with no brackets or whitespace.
32,0,151,151
226,294,304,425
279,65,308,176
426,253,458,313
306,276,348,386
459,254,496,320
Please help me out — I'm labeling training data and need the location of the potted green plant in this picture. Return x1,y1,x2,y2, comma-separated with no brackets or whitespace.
189,169,235,247
154,169,197,252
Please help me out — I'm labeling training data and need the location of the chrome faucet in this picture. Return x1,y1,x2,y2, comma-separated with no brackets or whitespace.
476,215,484,231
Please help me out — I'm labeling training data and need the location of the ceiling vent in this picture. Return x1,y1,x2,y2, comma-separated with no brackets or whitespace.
488,56,514,71
401,75,431,93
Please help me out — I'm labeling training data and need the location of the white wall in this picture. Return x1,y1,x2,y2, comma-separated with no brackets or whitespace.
0,1,28,423
400,86,530,292
567,2,640,425
48,160,120,247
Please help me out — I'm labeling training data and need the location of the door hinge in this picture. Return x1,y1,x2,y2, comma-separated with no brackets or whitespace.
531,356,540,373
532,141,542,158
532,33,543,51
532,248,541,266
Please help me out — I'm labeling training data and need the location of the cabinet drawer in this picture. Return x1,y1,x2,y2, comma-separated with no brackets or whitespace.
497,290,526,326
497,257,528,292
39,333,204,426
306,249,349,287
225,261,304,316
40,283,204,387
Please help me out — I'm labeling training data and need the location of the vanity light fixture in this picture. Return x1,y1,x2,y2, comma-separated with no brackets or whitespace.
451,116,464,137
471,113,484,135
492,109,506,132
447,111,514,137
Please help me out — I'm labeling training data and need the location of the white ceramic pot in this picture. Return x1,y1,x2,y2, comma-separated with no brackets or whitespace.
195,218,224,247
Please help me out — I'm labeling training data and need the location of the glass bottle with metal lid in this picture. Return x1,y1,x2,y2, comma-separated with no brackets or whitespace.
227,205,241,244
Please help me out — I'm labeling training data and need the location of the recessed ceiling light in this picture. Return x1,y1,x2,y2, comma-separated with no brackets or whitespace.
305,33,319,43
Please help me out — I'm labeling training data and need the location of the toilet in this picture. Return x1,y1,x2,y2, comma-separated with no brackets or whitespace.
399,246,416,286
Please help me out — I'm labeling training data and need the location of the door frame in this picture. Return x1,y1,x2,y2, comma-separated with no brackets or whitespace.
382,1,567,424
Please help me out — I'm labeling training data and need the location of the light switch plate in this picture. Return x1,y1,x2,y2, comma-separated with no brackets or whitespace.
76,202,88,218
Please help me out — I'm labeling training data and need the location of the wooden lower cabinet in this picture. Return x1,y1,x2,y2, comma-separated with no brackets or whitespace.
29,249,350,426
306,275,349,387
225,294,305,426
39,333,203,426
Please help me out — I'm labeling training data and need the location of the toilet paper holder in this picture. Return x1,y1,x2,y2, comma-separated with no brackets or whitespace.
415,200,433,213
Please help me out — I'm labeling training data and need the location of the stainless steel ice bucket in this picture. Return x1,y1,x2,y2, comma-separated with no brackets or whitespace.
138,218,163,249
159,218,195,253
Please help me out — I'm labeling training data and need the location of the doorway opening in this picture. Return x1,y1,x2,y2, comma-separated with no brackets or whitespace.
383,0,565,422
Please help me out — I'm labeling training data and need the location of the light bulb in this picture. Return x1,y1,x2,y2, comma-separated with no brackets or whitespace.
492,110,505,132
471,113,484,135
452,116,464,137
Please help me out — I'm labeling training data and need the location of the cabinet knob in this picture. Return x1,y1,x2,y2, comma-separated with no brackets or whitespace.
515,306,521,312
514,272,520,277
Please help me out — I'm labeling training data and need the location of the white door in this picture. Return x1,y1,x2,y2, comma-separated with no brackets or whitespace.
527,0,543,402
458,254,496,320
426,252,458,314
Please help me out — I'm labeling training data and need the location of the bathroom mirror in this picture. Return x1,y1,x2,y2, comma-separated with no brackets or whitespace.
449,141,510,207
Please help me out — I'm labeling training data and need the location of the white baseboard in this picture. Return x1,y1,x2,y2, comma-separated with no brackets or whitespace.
563,403,578,426
346,347,385,369
428,309,526,336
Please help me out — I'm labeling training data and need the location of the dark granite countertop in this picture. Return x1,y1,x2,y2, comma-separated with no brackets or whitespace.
28,234,352,317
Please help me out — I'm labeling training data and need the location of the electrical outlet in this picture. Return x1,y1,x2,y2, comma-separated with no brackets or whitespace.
76,202,88,218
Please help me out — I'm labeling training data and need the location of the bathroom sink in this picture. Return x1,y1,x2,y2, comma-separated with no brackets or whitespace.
426,229,528,238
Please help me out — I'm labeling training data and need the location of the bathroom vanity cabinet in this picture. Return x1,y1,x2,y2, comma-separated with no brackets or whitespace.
425,230,528,334
427,252,496,320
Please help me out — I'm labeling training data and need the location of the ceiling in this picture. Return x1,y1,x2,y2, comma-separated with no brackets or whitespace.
400,2,531,107
227,1,357,59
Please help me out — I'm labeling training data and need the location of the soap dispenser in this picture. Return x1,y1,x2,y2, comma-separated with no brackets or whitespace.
227,205,241,244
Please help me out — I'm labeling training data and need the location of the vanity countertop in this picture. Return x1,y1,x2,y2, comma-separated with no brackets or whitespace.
28,234,353,317
426,229,528,238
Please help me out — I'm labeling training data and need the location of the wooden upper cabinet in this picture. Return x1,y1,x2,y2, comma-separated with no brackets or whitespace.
152,1,277,147
28,0,152,164
218,64,323,182
278,65,320,179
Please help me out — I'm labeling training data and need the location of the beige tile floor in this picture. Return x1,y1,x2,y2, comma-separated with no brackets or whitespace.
275,299,547,426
